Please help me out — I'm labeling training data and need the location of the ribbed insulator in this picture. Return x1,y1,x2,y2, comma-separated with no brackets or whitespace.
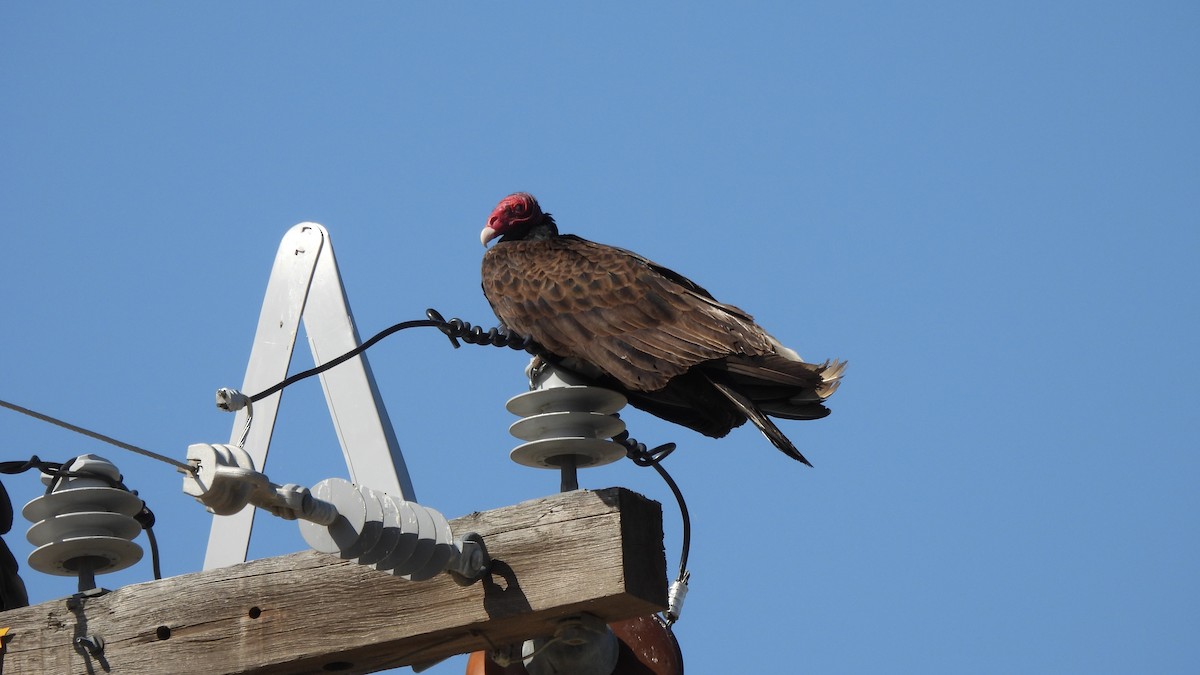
22,454,143,579
505,365,628,471
298,477,455,581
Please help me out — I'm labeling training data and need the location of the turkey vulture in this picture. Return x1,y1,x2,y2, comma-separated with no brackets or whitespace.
480,193,845,465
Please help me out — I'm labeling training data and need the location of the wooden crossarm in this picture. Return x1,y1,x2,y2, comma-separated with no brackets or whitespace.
0,487,666,675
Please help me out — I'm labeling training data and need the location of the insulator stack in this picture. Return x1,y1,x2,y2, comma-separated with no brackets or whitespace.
182,445,488,583
505,363,628,490
23,454,143,591
298,477,458,581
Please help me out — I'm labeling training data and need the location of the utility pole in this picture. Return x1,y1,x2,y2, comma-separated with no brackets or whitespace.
0,488,666,675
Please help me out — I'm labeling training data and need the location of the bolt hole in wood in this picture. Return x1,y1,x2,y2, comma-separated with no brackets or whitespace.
155,626,171,640
248,606,262,619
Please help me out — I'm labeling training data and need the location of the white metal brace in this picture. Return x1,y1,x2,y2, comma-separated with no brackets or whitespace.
201,223,415,570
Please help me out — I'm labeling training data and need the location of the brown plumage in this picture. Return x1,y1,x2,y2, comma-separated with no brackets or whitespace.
480,193,845,465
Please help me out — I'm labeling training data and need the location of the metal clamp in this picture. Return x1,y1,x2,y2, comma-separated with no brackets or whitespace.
181,444,336,525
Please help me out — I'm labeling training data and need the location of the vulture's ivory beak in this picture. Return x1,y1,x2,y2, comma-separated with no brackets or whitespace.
480,226,498,247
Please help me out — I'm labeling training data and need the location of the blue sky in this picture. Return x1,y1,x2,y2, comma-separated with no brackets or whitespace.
2,2,1197,673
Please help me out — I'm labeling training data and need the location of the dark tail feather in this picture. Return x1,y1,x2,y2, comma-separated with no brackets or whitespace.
706,376,812,466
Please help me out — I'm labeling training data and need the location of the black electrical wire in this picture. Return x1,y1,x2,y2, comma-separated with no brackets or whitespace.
141,517,163,581
247,308,541,403
614,431,692,589
0,456,72,493
651,459,691,580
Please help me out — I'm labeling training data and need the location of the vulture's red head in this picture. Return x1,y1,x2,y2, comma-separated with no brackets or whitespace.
481,192,554,246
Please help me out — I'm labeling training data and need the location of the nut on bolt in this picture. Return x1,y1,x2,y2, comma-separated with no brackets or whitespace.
448,532,490,586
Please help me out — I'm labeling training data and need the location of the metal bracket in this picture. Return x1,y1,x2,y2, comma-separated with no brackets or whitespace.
201,223,414,570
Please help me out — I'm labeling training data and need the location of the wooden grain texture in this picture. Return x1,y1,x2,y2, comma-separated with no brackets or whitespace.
0,488,666,675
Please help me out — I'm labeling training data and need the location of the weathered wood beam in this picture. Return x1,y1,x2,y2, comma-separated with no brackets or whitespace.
0,487,666,675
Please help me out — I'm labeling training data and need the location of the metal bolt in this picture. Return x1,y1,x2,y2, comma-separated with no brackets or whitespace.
75,634,105,656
